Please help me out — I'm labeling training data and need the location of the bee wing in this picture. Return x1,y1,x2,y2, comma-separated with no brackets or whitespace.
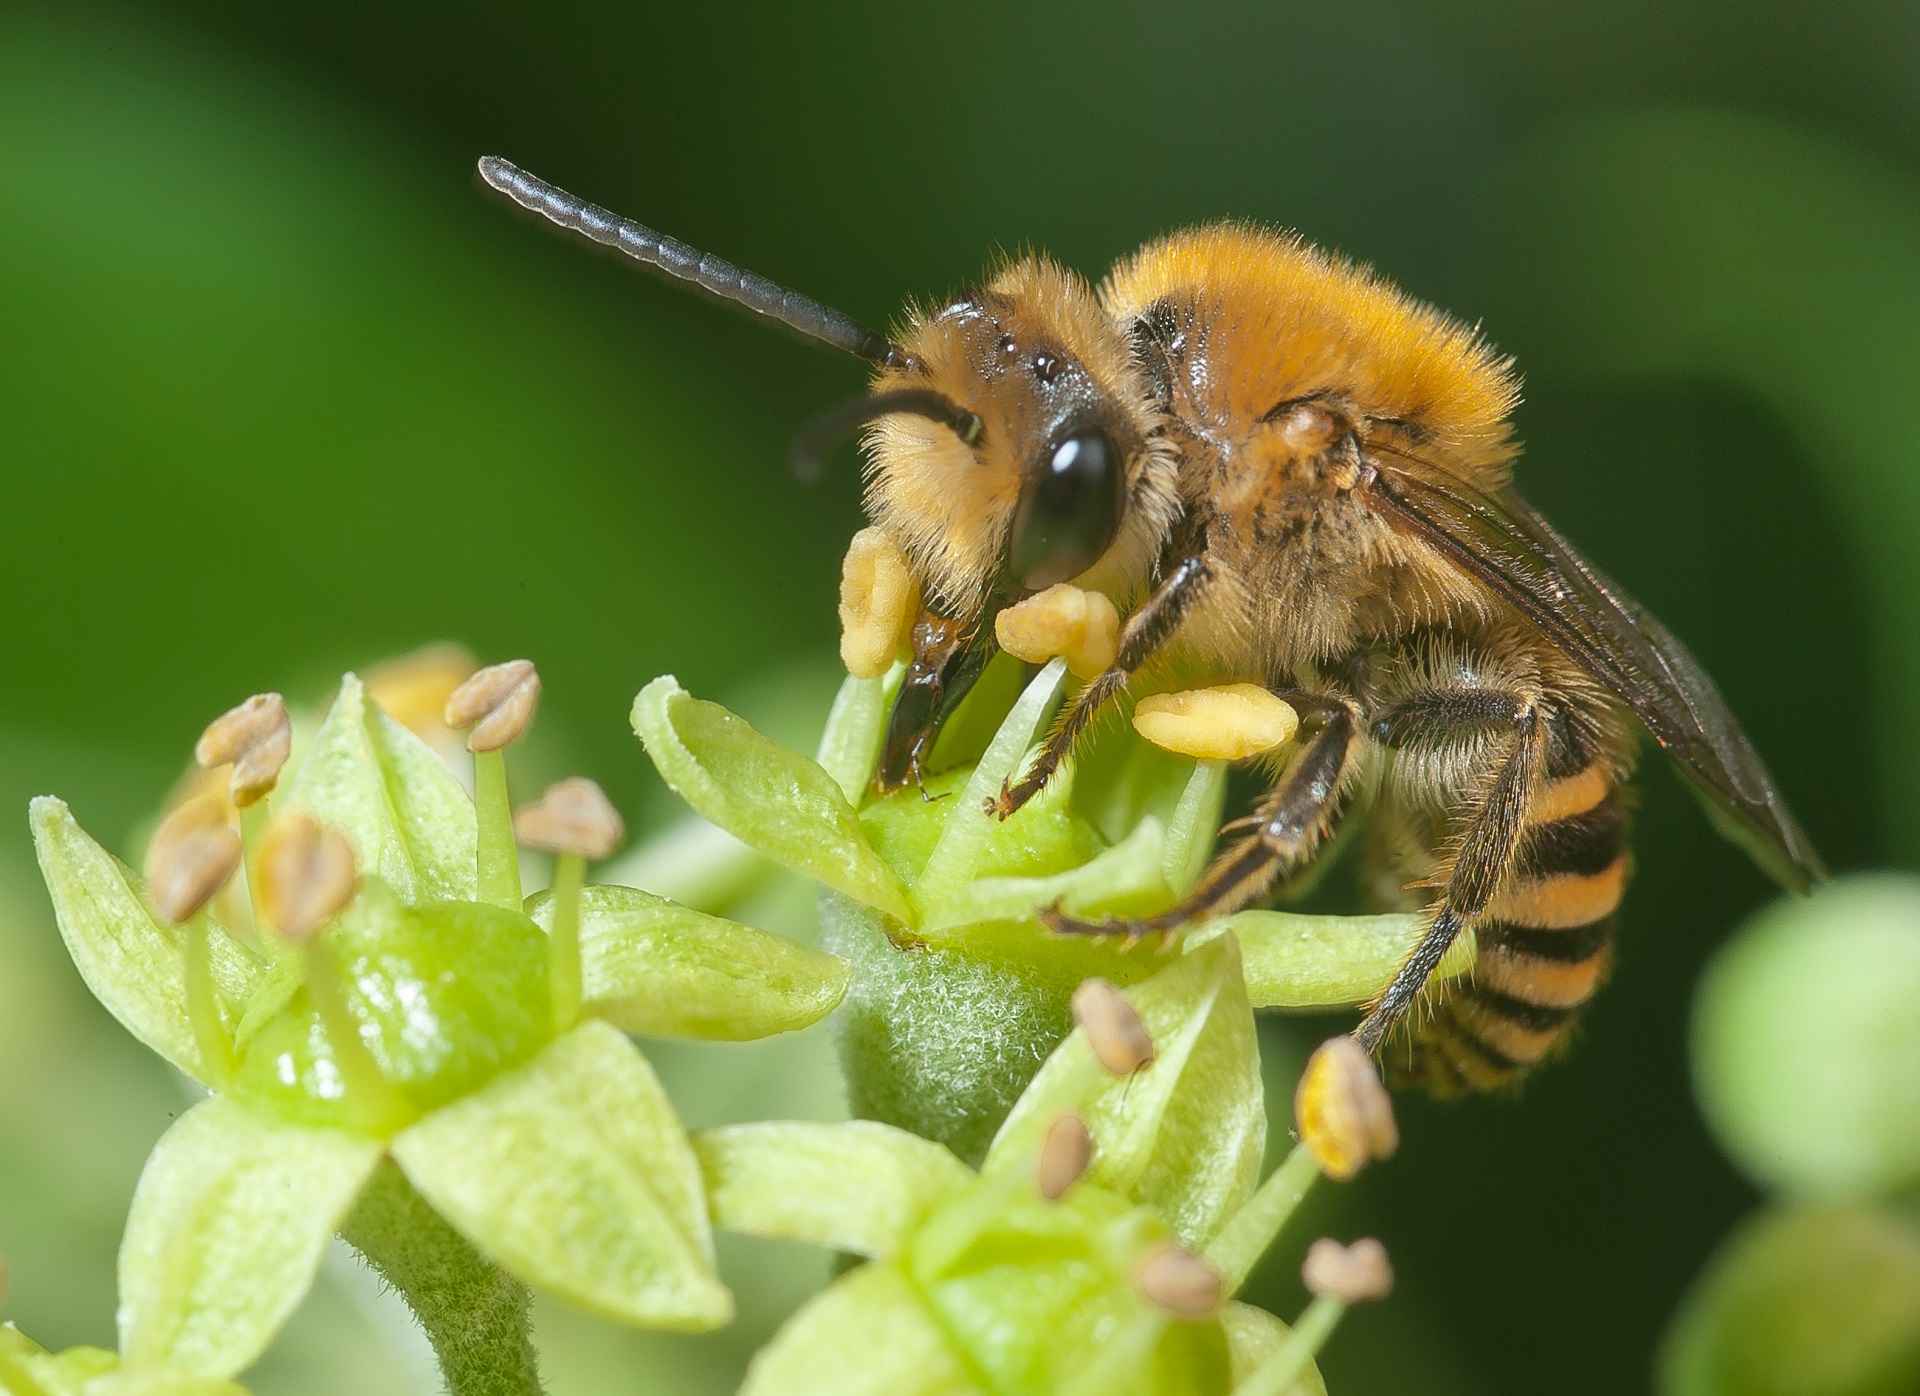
1366,448,1824,893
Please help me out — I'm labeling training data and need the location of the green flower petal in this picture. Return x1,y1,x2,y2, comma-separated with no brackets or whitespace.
918,817,1173,936
526,884,849,1040
695,1120,973,1257
1221,1304,1326,1394
987,936,1264,1248
631,676,913,924
29,798,260,1083
815,667,904,802
118,1097,382,1378
390,1019,730,1331
1200,910,1462,1009
279,673,476,904
740,1261,983,1396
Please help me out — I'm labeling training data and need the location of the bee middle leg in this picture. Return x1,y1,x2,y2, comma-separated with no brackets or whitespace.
993,554,1213,818
1040,690,1362,939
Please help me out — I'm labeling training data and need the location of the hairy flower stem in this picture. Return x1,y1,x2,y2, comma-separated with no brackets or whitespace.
342,1162,544,1396
1205,1143,1322,1291
1233,1294,1344,1396
182,917,234,1088
474,748,522,910
547,852,584,1029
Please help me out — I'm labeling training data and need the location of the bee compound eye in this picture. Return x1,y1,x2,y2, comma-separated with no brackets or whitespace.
1009,428,1125,591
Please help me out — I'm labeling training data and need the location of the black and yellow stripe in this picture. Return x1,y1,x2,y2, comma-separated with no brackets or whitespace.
1390,755,1628,1097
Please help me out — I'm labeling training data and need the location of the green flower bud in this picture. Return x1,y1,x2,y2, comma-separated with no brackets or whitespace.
1693,875,1920,1199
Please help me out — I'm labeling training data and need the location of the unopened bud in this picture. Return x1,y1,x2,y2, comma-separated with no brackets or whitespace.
838,527,919,679
1294,1035,1399,1181
995,584,1121,679
258,813,357,941
1302,1237,1393,1303
1071,977,1154,1076
514,777,625,861
1135,1245,1222,1317
194,692,292,806
1133,684,1299,762
445,659,541,752
1037,1112,1093,1200
143,794,243,925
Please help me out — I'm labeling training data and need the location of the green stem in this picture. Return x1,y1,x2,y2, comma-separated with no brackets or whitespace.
1232,1295,1344,1396
474,748,522,910
341,1161,544,1396
304,941,417,1134
239,800,270,945
548,852,584,1030
1205,1143,1321,1293
183,916,235,1088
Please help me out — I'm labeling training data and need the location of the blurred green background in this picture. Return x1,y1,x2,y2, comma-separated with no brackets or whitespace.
3,1,1917,1392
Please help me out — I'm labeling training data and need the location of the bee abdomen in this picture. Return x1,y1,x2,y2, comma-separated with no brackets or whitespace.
1391,775,1628,1097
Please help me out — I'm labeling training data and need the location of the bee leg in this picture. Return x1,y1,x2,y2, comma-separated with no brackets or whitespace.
994,554,1213,817
1353,706,1542,1054
1040,694,1360,938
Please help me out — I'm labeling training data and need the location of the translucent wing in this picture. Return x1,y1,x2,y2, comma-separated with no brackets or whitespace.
1364,444,1823,893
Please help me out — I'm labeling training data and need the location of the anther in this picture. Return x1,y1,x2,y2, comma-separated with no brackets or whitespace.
1132,684,1299,761
838,527,919,679
1134,1245,1223,1317
445,659,541,752
194,693,292,806
1036,1112,1093,1200
1293,1035,1399,1181
995,584,1121,680
1071,977,1154,1076
513,777,625,861
1301,1237,1394,1303
258,813,358,941
143,794,242,925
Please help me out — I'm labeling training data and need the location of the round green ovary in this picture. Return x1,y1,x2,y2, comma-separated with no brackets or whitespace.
231,901,552,1131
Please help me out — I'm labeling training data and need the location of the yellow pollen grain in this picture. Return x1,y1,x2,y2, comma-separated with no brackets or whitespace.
838,527,919,679
1132,684,1298,761
994,584,1121,679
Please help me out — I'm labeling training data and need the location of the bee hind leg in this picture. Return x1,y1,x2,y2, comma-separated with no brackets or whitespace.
1039,693,1360,939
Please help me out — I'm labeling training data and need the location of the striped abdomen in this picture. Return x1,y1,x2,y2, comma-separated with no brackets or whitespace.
1390,760,1630,1098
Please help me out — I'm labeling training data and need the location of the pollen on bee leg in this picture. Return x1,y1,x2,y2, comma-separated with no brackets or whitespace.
838,527,919,679
1294,1035,1399,1181
994,584,1121,679
1132,684,1299,761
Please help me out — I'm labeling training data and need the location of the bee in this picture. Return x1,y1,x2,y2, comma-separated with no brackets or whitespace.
480,156,1823,1095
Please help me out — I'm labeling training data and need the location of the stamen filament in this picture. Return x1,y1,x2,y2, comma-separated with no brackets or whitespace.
239,800,271,945
548,851,585,1029
1231,1295,1345,1396
474,748,522,910
1204,1143,1322,1292
304,942,417,1135
183,917,235,1088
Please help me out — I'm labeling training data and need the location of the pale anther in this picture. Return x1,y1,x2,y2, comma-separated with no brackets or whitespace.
1294,1035,1399,1181
143,793,242,925
1036,1112,1093,1200
1133,684,1299,761
445,659,541,752
258,812,358,941
838,527,919,679
995,584,1121,679
1134,1245,1223,1317
514,777,625,861
1071,977,1154,1076
1301,1236,1394,1303
194,692,291,806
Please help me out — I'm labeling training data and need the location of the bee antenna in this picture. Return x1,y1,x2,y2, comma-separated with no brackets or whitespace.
478,156,900,365
790,389,985,482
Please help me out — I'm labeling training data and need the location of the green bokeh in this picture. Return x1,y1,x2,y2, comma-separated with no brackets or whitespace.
4,1,1918,1393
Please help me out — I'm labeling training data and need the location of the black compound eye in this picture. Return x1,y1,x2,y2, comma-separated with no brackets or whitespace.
1008,428,1125,590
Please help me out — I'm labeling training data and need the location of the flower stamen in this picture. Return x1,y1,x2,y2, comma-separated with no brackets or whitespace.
515,777,625,1030
1071,978,1154,1076
445,659,542,910
143,793,242,1088
1036,1112,1093,1200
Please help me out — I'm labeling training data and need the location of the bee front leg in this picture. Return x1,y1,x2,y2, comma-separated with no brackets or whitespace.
1040,692,1362,939
993,554,1213,818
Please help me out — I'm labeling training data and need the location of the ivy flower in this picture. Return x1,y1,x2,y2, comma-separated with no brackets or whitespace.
30,663,850,1383
0,1319,249,1396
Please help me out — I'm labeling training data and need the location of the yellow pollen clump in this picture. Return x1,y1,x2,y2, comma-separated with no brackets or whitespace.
1293,1035,1399,1181
838,527,919,679
994,584,1121,679
1132,684,1298,761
